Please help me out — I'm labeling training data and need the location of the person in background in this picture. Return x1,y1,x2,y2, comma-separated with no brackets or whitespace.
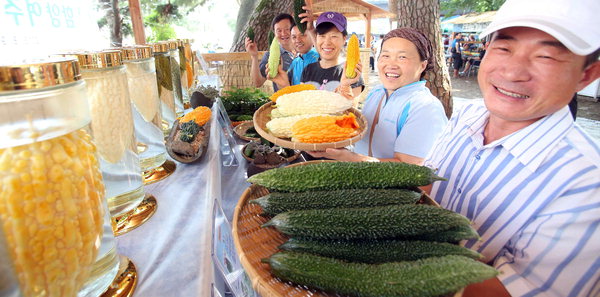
244,13,295,91
451,32,463,77
374,34,384,70
287,25,319,86
309,28,447,164
460,39,487,76
424,0,600,295
271,11,364,97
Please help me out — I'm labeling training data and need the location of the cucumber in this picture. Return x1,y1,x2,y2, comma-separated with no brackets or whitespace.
293,0,306,33
262,204,471,240
413,224,480,243
247,162,446,192
263,251,498,297
279,238,482,263
250,188,421,216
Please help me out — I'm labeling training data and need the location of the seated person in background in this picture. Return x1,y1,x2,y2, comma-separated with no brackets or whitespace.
309,27,448,165
245,13,295,91
270,11,364,97
460,40,487,76
287,25,319,86
424,0,600,295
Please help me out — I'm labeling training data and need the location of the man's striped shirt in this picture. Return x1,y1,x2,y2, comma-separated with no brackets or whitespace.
425,101,600,297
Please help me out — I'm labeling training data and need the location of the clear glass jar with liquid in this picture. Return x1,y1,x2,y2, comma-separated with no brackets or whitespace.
151,42,177,134
121,45,168,172
166,40,185,116
0,58,118,297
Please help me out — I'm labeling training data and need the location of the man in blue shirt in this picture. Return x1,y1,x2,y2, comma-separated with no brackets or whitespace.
245,13,295,91
425,0,600,296
287,25,319,86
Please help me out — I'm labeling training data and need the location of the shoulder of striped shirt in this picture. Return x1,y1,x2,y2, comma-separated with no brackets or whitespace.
564,125,600,169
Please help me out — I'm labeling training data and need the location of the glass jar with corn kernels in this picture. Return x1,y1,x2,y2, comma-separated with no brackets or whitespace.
121,46,168,172
0,58,119,297
150,42,177,134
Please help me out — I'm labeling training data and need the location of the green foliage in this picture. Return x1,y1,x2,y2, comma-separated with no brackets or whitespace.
144,4,181,42
441,0,505,13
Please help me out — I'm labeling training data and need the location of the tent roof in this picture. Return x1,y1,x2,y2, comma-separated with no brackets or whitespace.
442,11,496,24
311,0,395,20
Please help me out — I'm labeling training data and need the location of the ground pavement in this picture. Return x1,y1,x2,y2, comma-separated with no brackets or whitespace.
365,70,600,141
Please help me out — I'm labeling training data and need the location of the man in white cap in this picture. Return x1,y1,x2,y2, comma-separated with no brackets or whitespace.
424,0,600,296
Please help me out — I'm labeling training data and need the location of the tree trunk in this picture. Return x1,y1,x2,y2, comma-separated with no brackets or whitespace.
233,0,260,44
230,0,294,52
100,0,123,47
388,0,398,28
395,0,453,117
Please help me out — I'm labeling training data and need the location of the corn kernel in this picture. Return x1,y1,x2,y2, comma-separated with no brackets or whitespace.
0,129,105,297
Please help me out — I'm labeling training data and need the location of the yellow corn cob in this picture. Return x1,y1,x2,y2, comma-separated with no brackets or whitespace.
180,106,212,126
0,129,105,297
291,113,360,143
270,84,316,102
345,34,360,79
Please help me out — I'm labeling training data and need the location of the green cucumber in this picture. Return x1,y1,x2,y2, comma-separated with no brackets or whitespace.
250,188,421,215
263,251,498,297
262,204,471,240
279,238,482,263
247,162,446,192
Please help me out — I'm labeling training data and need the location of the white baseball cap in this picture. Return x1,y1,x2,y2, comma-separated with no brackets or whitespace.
479,0,600,56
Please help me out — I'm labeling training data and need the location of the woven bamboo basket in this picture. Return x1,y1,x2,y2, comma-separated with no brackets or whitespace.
232,161,448,297
240,143,301,169
200,52,274,95
253,102,368,151
233,121,260,142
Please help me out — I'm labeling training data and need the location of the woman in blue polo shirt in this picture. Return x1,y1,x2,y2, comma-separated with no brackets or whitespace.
310,27,447,165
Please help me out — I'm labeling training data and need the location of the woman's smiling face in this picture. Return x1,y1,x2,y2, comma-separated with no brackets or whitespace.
377,37,427,92
316,28,345,62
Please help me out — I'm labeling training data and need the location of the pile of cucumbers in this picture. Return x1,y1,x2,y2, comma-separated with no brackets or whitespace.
248,162,498,297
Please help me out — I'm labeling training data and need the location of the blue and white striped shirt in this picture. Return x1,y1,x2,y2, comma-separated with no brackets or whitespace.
425,101,600,297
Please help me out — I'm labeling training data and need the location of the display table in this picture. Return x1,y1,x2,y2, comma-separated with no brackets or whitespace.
115,106,224,297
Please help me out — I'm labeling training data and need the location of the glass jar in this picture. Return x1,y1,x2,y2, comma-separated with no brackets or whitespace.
71,50,145,217
173,39,189,106
0,58,118,297
166,40,185,116
182,39,195,90
121,46,168,172
151,42,177,134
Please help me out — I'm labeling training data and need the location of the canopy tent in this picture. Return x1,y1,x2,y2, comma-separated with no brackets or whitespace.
441,11,496,34
311,0,396,46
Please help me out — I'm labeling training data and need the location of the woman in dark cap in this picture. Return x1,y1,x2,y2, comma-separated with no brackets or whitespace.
270,11,364,98
310,27,447,165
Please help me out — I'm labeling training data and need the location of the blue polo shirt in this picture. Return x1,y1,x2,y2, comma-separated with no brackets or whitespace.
287,48,319,85
354,81,447,159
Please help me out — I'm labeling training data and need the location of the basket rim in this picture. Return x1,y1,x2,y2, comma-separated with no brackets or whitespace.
252,101,368,151
233,120,260,142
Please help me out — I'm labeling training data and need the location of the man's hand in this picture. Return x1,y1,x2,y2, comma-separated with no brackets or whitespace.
299,4,316,46
245,37,258,58
266,63,290,89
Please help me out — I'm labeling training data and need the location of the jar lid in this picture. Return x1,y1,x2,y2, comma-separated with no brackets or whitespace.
0,58,81,91
121,45,153,60
165,40,179,50
71,50,123,69
150,42,170,53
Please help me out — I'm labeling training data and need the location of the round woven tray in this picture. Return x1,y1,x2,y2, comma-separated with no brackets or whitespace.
253,102,368,151
234,121,260,142
240,143,301,169
232,162,451,297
